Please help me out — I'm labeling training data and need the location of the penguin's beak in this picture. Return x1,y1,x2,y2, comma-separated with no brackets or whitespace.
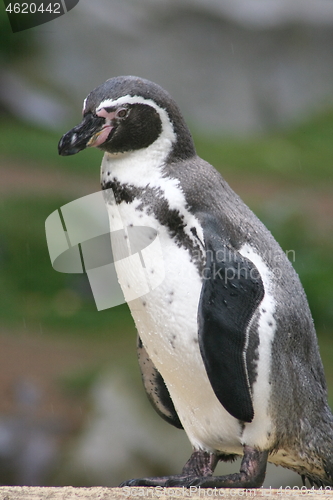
58,113,112,156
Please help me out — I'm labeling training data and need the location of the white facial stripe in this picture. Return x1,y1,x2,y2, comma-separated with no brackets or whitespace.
97,94,160,112
97,94,176,145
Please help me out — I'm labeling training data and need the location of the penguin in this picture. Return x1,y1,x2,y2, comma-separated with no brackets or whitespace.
58,76,333,488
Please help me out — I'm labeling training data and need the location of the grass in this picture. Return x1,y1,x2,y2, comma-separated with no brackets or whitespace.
194,108,333,185
256,208,333,331
0,195,134,339
0,117,101,176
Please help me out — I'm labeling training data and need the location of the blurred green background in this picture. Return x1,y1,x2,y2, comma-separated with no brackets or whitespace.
0,0,332,489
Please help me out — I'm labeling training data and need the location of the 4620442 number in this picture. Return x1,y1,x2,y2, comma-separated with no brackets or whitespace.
5,3,61,14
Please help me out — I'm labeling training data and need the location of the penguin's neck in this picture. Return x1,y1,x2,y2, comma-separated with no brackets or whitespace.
100,145,192,218
101,151,162,190
100,127,176,190
100,146,205,263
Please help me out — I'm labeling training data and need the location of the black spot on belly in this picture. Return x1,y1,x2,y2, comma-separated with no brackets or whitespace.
169,334,176,349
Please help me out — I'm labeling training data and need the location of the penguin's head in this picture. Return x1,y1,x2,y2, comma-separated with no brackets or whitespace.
58,76,195,162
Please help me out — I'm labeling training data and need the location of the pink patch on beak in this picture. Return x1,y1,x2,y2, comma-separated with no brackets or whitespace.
88,125,113,147
88,108,117,147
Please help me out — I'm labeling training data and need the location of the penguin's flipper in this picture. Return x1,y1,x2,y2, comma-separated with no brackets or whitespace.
198,225,265,423
137,336,183,429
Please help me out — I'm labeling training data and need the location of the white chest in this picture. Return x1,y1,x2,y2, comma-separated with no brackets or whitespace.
105,187,243,454
102,154,274,455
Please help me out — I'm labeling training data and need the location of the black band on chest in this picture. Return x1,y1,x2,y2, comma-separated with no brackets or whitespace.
102,179,204,273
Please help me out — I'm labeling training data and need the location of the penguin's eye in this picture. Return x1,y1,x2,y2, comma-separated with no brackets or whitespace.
116,108,129,119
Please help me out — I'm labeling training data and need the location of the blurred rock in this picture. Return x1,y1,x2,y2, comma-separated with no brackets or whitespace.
0,378,64,486
0,333,98,486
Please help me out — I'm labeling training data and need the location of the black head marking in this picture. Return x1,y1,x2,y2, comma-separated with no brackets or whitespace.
100,103,162,154
84,76,196,161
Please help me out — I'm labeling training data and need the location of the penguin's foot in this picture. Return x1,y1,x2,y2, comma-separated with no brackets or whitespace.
120,446,268,488
120,450,218,487
176,447,268,488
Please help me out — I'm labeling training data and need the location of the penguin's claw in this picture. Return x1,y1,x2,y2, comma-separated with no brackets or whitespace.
120,476,174,487
119,475,202,488
178,473,264,489
164,476,197,487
